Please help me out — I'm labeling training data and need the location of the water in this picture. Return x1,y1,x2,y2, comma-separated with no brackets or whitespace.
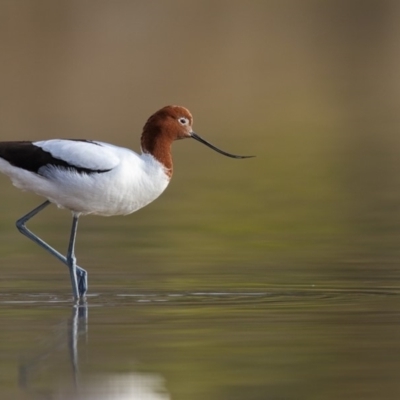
1,289,399,400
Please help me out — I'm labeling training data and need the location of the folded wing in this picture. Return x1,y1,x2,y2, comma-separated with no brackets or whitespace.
0,140,120,175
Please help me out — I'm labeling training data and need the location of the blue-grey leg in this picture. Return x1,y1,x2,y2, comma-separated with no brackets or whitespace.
66,214,80,299
15,201,88,299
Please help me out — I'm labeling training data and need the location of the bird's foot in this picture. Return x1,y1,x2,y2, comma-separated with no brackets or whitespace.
76,268,88,298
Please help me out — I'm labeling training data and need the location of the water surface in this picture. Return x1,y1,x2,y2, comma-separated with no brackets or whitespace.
1,288,400,400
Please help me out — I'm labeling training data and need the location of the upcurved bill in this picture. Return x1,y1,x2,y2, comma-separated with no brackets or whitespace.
190,132,255,159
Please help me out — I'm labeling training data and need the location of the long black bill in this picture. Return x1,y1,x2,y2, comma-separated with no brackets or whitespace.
190,132,255,159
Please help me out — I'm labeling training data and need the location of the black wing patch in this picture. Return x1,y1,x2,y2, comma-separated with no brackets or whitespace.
0,141,111,175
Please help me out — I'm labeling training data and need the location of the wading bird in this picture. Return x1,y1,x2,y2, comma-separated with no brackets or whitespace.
0,106,253,300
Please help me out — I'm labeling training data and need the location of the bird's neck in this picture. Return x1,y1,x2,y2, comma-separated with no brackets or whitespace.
141,132,173,177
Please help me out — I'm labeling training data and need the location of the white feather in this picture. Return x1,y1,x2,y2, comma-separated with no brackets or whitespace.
34,140,120,170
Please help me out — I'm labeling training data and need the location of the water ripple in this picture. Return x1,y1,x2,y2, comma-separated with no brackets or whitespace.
0,287,399,308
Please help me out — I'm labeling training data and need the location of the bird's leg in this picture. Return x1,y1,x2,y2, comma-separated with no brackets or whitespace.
66,214,80,300
16,201,88,299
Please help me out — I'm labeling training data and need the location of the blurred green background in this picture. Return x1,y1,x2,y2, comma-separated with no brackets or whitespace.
2,0,400,291
2,2,400,399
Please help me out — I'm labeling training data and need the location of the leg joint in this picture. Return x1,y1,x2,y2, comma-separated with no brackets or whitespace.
15,218,25,232
67,254,77,267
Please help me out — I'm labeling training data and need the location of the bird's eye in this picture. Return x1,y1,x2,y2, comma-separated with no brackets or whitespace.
178,117,189,125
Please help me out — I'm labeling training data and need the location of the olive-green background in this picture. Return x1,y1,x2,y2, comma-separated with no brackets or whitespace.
1,2,400,399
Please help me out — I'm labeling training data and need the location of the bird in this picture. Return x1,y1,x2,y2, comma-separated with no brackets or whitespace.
0,105,253,300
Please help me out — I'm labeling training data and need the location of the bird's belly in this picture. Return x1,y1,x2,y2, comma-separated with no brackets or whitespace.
89,185,167,216
51,174,170,216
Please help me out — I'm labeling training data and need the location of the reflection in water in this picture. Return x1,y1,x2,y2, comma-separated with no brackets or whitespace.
18,302,171,400
60,374,171,400
18,304,87,397
2,290,399,399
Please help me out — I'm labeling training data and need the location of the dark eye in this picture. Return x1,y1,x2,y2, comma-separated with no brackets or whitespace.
178,117,189,125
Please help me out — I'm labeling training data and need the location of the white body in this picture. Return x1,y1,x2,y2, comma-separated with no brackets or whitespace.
0,140,170,216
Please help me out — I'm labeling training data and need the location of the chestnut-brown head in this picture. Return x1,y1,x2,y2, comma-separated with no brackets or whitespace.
141,105,254,177
141,105,193,148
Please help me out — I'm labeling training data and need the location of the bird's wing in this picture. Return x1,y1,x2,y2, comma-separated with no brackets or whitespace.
0,140,121,175
34,140,121,172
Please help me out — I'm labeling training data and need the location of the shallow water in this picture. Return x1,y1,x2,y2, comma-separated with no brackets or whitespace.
1,289,400,400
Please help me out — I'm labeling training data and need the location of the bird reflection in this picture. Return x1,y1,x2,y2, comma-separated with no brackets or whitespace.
18,303,88,398
18,302,170,399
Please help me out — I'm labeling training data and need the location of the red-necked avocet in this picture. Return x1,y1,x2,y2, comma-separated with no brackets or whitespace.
0,105,253,300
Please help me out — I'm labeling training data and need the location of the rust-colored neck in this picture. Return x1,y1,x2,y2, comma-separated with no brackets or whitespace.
141,124,173,178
